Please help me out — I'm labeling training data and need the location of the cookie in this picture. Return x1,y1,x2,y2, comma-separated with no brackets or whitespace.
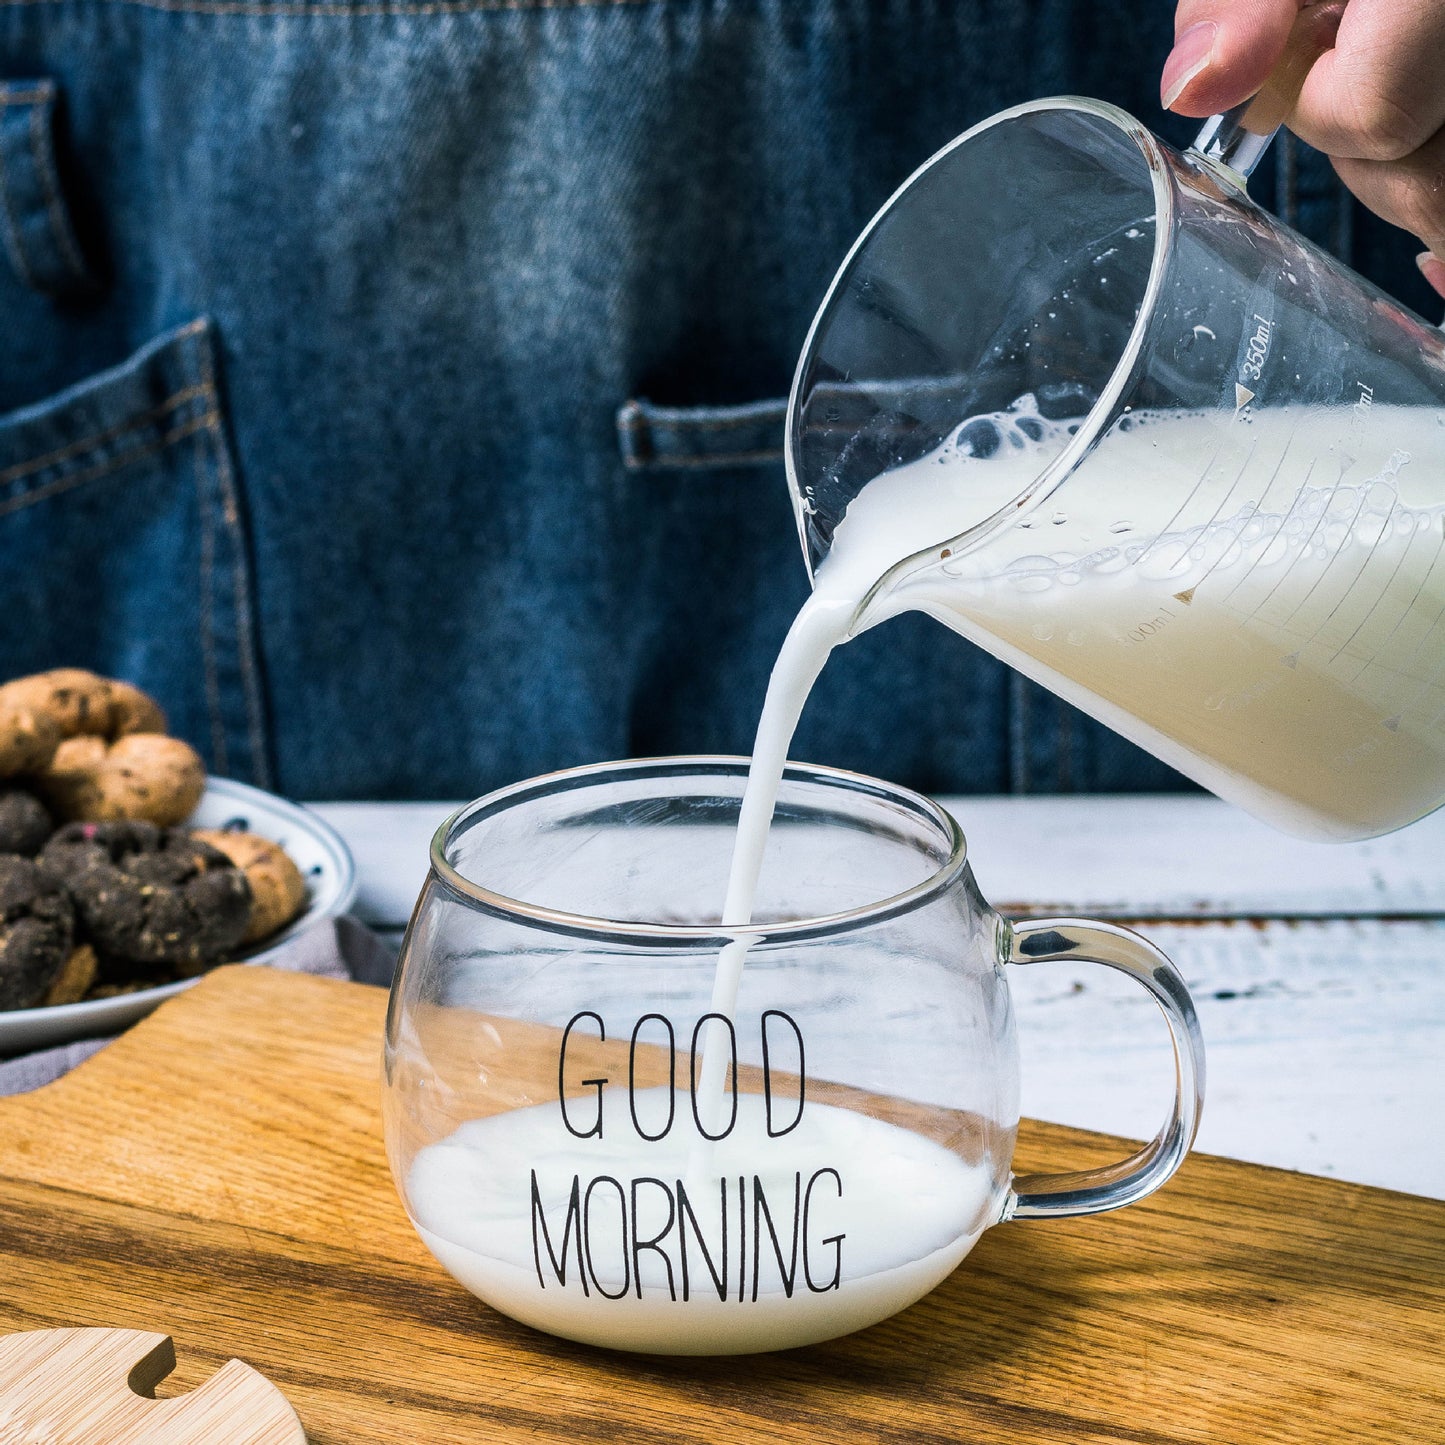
33,733,205,827
193,829,308,944
0,788,53,856
0,855,76,1010
0,685,62,779
1,669,166,740
40,822,252,974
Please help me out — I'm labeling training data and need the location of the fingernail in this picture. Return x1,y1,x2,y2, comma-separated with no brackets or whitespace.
1161,21,1218,110
1418,252,1445,300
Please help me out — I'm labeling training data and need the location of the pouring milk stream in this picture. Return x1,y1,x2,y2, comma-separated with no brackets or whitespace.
405,13,1443,1350
698,5,1445,1321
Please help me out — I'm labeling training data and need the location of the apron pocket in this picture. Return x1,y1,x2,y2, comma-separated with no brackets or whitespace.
0,79,97,300
616,397,786,471
0,318,270,786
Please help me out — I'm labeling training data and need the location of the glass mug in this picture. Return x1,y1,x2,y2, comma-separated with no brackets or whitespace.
384,758,1204,1355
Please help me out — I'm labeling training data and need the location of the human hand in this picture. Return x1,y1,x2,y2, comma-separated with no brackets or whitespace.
1161,0,1445,299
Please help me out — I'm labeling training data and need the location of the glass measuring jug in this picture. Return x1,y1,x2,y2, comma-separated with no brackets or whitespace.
384,758,1203,1355
788,38,1445,841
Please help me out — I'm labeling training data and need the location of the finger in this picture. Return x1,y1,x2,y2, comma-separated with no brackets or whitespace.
1419,253,1445,301
1162,0,1299,117
1291,0,1445,161
1331,123,1445,266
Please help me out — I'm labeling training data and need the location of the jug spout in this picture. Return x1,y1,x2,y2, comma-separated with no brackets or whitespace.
787,99,1161,587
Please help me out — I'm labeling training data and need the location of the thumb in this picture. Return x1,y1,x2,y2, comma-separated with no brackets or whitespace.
1161,0,1300,117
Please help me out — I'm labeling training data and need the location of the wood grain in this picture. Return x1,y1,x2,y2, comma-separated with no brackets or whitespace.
0,965,1440,1444
0,1328,305,1443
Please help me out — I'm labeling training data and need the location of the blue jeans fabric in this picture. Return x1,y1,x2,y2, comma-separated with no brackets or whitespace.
1,0,1438,801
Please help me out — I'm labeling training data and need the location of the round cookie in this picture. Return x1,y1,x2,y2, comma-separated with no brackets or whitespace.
0,788,53,856
33,734,205,827
0,684,62,779
42,943,98,1006
0,855,76,1010
2,669,166,740
40,822,252,975
192,829,308,944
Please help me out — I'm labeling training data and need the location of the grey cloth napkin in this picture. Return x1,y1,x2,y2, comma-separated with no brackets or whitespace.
0,916,396,1097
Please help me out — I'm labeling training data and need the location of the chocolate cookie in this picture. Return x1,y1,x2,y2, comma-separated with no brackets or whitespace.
0,788,53,856
0,855,75,1010
40,822,252,973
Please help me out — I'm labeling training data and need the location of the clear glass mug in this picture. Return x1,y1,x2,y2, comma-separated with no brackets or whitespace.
384,758,1204,1355
789,87,1445,843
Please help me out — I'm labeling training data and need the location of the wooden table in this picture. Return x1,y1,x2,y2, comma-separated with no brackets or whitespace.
314,794,1445,1200
1,966,1441,1444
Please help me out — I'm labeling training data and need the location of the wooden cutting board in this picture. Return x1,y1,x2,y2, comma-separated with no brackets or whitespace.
0,966,1439,1444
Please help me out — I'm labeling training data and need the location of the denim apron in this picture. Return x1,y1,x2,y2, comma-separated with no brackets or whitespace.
0,0,1433,799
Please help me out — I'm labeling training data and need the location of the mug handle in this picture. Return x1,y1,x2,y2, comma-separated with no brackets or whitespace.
1001,917,1206,1221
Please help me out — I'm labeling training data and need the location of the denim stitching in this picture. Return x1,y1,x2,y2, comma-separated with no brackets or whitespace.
0,383,210,488
191,395,228,774
211,418,270,786
626,448,783,468
1,0,661,14
197,328,271,788
28,95,89,282
0,409,215,519
0,126,40,291
184,325,228,774
0,88,54,107
618,408,785,434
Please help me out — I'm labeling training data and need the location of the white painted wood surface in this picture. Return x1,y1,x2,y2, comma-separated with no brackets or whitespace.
310,795,1445,1200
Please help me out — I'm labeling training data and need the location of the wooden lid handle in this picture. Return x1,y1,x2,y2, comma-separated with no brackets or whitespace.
0,1328,306,1444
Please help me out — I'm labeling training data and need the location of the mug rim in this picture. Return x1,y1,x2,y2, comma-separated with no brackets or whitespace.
428,755,970,945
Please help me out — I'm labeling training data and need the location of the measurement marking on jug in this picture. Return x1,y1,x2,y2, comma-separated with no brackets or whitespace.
1182,432,1298,603
1232,314,1274,421
1328,541,1416,667
1135,443,1227,567
1326,507,1431,667
1219,450,1315,607
1347,519,1445,684
1274,451,1419,657
1124,607,1177,644
1375,620,1445,727
1275,482,1373,631
1231,460,1327,621
1241,315,1272,381
1222,437,1300,600
1139,445,1265,602
1382,580,1445,720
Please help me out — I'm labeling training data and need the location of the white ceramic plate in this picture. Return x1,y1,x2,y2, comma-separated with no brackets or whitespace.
0,777,357,1056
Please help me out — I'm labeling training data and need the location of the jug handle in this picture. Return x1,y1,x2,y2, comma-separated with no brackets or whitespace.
1189,0,1345,182
1001,917,1205,1222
